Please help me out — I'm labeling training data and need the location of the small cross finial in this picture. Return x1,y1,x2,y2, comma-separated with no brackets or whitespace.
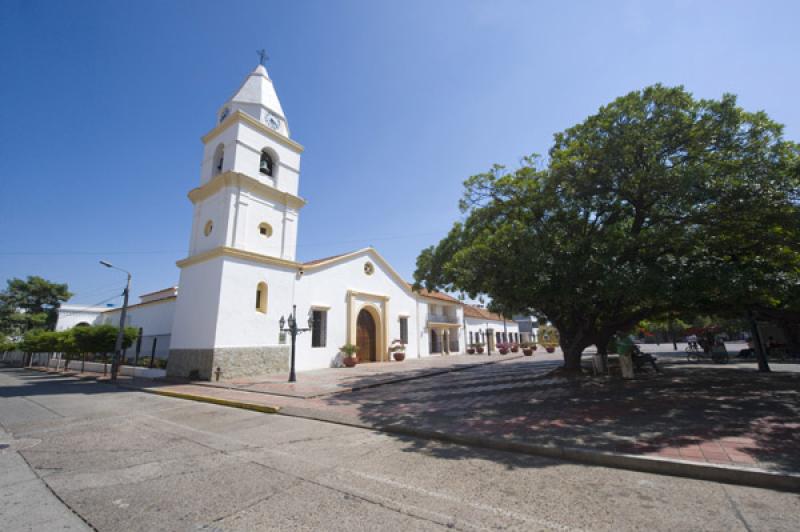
257,49,269,66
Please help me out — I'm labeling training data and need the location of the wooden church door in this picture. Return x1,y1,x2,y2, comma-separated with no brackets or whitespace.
356,309,377,362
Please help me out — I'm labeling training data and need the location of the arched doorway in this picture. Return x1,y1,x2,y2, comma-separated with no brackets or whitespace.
356,308,378,362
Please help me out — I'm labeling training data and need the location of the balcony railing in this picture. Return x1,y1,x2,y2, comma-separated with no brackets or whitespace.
428,313,459,324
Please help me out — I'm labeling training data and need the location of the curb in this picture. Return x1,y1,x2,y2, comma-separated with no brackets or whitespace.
133,388,282,414
276,407,800,493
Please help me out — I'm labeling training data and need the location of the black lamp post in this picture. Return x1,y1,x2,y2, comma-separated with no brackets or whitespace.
279,304,311,383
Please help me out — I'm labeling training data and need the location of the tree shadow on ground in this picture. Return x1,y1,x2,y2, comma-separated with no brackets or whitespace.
320,358,800,472
0,368,127,398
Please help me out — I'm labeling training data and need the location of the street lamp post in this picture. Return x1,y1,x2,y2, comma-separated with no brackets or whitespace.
279,304,311,383
100,260,131,383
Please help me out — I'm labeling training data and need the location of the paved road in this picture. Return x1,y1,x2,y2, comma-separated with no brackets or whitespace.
1,369,798,531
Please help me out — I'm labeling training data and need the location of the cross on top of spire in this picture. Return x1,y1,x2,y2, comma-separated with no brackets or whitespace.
257,49,269,66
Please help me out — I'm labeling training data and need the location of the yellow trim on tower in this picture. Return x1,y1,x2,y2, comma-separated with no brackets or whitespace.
202,110,305,153
188,171,306,211
176,246,300,270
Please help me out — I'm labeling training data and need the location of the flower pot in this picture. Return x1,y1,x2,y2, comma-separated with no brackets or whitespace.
546,346,555,353
499,348,509,355
393,352,405,362
523,348,533,356
467,348,475,355
343,356,357,367
510,346,519,353
476,347,485,354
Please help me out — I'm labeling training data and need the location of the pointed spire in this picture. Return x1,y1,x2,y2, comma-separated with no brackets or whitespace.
228,63,285,118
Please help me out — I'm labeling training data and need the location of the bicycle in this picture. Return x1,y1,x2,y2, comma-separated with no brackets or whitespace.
686,345,729,364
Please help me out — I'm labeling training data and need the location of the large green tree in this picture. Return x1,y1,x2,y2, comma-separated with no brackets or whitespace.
0,276,72,335
415,85,799,372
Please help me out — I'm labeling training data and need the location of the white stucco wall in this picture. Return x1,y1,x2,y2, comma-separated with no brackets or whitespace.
464,316,520,348
170,258,225,349
213,258,296,348
290,251,422,371
55,306,108,331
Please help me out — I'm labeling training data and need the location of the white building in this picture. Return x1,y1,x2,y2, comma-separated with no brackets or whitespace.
463,305,520,352
58,63,468,380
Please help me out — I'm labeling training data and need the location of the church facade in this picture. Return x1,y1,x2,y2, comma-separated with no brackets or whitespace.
158,63,465,379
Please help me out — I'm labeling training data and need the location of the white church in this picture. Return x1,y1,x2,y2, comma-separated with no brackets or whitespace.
57,63,520,380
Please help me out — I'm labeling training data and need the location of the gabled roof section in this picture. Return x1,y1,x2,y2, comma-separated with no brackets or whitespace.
228,64,285,118
463,304,510,323
302,247,415,296
139,286,178,304
414,287,462,304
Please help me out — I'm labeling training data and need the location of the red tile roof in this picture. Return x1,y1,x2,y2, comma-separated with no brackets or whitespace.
413,287,462,304
463,304,509,322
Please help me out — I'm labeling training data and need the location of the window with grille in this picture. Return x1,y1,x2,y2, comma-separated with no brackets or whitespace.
312,310,327,347
399,317,408,344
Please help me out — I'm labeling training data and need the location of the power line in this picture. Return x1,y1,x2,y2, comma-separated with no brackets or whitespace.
0,230,448,257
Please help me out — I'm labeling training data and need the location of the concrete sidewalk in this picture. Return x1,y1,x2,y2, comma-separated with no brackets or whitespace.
0,425,92,531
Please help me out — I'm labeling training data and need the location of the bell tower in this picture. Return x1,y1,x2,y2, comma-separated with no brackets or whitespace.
169,61,305,380
188,62,305,262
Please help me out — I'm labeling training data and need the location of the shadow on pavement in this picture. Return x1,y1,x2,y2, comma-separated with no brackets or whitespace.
319,358,800,472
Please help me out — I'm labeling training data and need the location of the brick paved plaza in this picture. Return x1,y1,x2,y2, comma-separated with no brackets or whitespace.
92,345,800,476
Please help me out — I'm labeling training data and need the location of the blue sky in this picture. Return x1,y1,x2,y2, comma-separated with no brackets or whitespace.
1,0,798,306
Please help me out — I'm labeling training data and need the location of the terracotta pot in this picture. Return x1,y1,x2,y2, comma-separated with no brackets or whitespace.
467,348,475,354
393,352,405,362
499,348,509,355
343,356,357,367
510,346,519,353
523,348,533,356
476,347,485,354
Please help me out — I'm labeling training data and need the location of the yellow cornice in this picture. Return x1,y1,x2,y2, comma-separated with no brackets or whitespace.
427,322,462,329
347,289,390,301
176,246,300,270
202,110,304,153
188,171,306,210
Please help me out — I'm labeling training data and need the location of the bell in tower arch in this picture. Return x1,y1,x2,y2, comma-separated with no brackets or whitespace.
260,151,274,176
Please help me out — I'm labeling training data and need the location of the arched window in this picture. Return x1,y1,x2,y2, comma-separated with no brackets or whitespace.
259,150,274,176
255,282,268,313
213,144,225,176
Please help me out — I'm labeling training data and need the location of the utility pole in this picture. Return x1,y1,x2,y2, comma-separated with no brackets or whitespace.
100,261,132,383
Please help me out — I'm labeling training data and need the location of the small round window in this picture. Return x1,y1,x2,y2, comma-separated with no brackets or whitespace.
364,261,374,275
258,223,273,238
204,220,213,237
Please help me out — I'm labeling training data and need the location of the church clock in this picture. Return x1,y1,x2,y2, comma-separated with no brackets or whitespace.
265,112,281,130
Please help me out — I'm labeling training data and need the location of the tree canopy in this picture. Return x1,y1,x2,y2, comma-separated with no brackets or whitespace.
0,276,72,335
414,85,799,371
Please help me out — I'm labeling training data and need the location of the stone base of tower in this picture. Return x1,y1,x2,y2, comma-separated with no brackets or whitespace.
167,345,291,381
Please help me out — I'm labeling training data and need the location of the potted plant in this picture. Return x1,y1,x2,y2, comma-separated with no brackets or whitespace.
510,343,519,353
521,342,535,356
340,343,358,367
389,339,406,362
538,325,560,354
497,342,510,355
467,344,476,355
475,342,485,354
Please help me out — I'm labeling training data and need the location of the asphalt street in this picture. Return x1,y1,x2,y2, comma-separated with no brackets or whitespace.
1,368,798,531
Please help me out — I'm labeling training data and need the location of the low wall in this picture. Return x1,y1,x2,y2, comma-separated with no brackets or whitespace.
168,345,290,381
46,359,165,379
